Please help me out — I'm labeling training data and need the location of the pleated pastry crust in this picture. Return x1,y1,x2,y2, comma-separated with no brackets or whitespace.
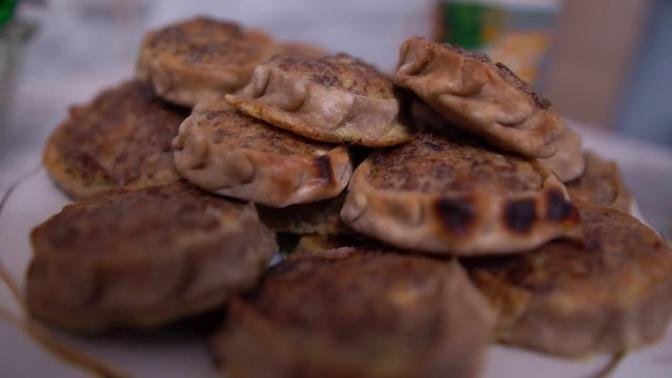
566,152,633,213
226,53,411,147
341,132,582,255
27,183,276,332
395,37,563,158
173,105,352,207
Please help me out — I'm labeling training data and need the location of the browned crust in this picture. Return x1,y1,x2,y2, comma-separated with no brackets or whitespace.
467,202,672,357
341,133,583,255
257,193,348,235
26,182,276,332
136,16,276,107
567,152,633,213
395,37,563,158
225,54,411,147
173,105,353,207
43,127,114,200
43,81,186,200
212,248,493,378
539,127,585,182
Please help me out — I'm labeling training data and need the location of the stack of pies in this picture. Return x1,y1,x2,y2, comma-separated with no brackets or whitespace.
30,17,670,378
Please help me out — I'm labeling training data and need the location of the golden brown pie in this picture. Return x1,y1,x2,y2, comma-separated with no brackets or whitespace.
226,54,412,147
212,247,493,378
395,37,563,158
173,103,352,207
27,183,276,332
43,81,186,200
341,132,582,255
137,17,275,107
467,202,672,356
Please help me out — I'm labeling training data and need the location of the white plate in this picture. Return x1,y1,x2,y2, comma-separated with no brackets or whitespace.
1,169,671,378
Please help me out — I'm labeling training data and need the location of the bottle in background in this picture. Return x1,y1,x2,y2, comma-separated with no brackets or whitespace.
433,0,560,85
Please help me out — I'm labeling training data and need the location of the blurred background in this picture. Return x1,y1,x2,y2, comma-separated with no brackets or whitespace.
0,0,671,234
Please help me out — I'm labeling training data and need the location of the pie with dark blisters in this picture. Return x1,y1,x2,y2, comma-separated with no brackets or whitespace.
27,182,276,332
566,152,632,213
341,132,582,255
43,81,187,200
137,16,276,107
466,202,672,356
212,247,493,378
395,37,563,158
173,104,352,207
539,127,585,182
225,53,412,147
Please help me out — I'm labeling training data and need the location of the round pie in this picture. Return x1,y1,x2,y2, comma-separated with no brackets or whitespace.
27,183,276,332
467,202,672,356
395,37,563,158
173,104,352,207
225,53,411,147
341,132,582,255
137,16,276,107
212,247,493,378
566,152,632,213
43,81,187,200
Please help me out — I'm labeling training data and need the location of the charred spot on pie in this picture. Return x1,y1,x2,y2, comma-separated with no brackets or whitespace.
546,190,575,222
434,197,474,235
504,199,536,233
314,155,334,185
